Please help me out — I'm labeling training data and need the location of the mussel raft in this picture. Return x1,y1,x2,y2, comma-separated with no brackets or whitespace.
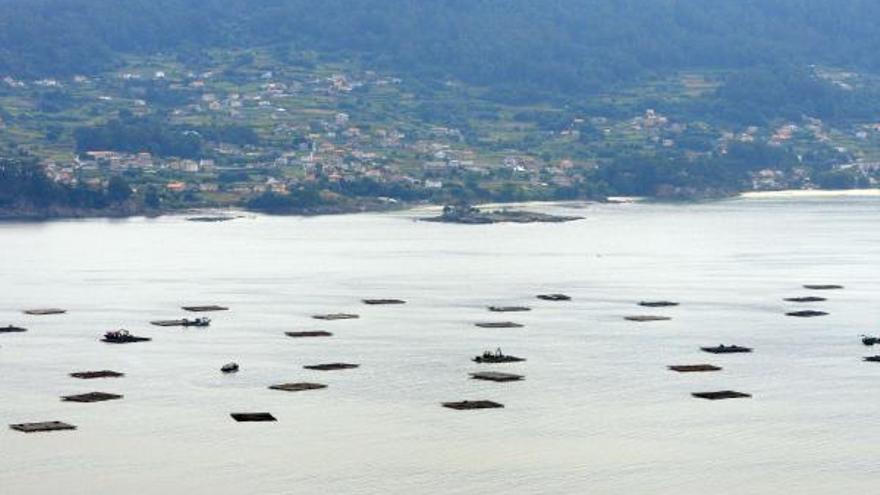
10,421,76,433
638,301,679,307
786,310,828,318
701,345,752,354
488,306,531,312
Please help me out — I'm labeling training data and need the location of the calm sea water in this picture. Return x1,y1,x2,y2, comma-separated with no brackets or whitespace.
1,197,879,495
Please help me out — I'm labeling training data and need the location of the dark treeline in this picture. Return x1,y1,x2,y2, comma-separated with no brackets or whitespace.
0,157,136,215
3,1,880,111
74,116,203,158
72,113,260,158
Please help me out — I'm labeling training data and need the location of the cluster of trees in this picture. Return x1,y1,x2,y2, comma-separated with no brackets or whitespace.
74,115,202,158
0,157,136,213
246,186,324,212
593,142,817,197
72,113,260,158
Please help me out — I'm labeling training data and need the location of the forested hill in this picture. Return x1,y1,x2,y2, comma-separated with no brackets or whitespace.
3,0,880,97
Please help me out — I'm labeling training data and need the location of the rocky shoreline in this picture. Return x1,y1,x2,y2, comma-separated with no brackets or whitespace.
422,204,583,224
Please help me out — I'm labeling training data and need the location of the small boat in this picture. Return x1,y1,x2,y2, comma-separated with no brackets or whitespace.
442,400,504,410
536,294,571,301
183,317,210,327
221,362,239,373
862,335,880,346
863,355,880,363
473,349,525,364
701,344,752,354
488,306,531,312
101,329,151,344
150,317,211,327
803,284,844,290
0,325,27,333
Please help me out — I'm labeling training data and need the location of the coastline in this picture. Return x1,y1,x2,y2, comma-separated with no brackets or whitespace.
3,189,878,222
739,188,880,199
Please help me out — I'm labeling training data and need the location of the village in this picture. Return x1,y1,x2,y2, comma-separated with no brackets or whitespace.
2,51,880,212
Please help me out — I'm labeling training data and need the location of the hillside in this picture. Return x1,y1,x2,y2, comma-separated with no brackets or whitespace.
1,1,880,218
3,1,880,94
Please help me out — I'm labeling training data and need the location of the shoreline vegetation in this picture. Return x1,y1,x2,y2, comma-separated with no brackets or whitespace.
2,146,878,222
4,188,878,223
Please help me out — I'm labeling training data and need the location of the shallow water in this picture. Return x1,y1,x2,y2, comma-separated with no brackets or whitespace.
1,197,879,494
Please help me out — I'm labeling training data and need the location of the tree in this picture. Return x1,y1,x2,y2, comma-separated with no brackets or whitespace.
107,176,132,203
144,185,161,209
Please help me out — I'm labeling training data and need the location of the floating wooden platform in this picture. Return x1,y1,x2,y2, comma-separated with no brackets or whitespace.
61,392,123,403
692,390,751,400
786,310,828,318
304,363,360,371
285,331,333,338
488,306,531,312
10,421,76,433
23,308,66,315
0,325,27,333
638,301,679,307
150,320,182,327
784,296,827,303
312,313,359,320
231,412,276,422
181,305,228,312
701,345,752,354
70,370,124,379
536,294,571,301
362,299,406,305
668,364,722,373
150,319,209,327
442,400,504,410
803,284,844,290
625,315,672,322
470,371,524,382
269,382,327,392
475,321,524,328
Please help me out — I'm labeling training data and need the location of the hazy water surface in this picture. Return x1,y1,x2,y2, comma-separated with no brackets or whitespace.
1,197,879,494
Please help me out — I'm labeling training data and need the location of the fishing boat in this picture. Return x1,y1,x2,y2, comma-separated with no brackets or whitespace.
101,329,151,344
473,348,525,363
862,335,880,346
221,362,239,373
536,294,571,301
701,344,752,354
